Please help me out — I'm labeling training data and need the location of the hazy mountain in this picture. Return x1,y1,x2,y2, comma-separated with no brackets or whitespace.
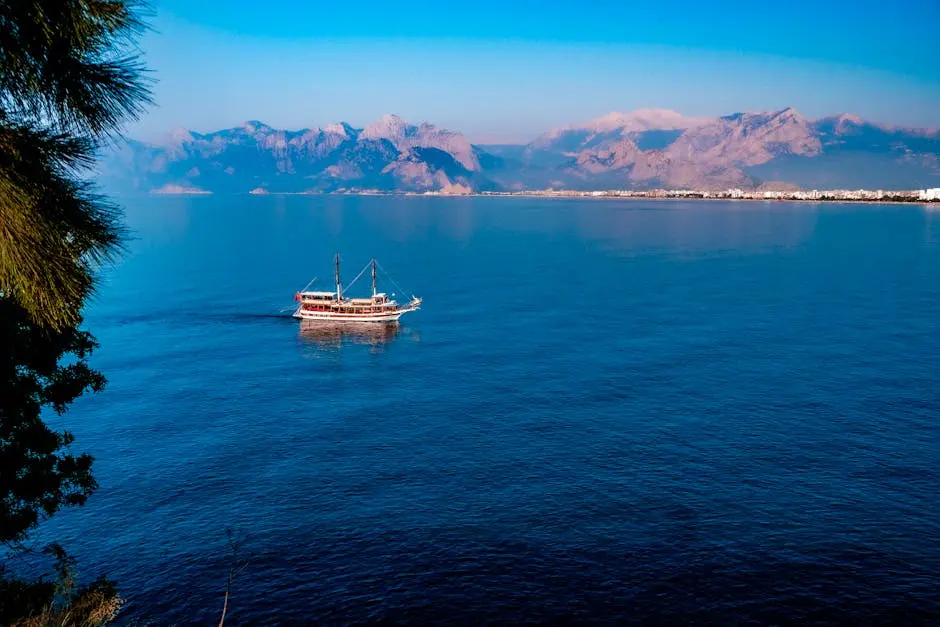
565,107,821,189
100,109,940,194
747,114,940,189
522,109,710,169
100,116,490,194
361,114,480,171
483,107,939,191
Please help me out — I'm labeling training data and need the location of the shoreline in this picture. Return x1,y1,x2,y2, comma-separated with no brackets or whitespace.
474,194,938,206
146,190,940,205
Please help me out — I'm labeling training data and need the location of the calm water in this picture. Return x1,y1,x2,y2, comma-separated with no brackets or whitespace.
35,197,940,624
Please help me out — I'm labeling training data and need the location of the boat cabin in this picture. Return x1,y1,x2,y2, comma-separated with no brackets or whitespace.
300,291,336,302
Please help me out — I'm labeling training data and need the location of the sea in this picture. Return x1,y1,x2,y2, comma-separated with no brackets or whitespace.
30,196,940,624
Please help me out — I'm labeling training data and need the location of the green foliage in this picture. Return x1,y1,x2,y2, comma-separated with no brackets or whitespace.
1,543,123,626
0,120,126,332
1,2,152,624
0,296,104,545
0,0,151,330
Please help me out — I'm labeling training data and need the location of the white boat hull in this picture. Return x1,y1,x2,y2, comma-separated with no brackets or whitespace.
293,308,406,323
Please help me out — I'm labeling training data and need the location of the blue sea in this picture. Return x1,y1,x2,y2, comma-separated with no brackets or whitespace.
35,197,940,624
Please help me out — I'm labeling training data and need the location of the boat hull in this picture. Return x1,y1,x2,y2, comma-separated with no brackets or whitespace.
292,308,410,323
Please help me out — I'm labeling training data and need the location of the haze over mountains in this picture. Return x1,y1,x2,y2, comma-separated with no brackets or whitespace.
100,109,940,194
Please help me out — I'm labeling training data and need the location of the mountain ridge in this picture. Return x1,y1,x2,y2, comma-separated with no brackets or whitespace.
99,109,940,194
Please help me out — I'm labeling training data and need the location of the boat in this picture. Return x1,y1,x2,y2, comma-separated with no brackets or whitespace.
292,254,422,323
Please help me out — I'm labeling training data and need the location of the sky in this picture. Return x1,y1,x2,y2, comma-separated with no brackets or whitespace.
132,0,940,143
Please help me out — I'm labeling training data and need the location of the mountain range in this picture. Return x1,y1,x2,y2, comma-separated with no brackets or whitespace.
99,109,940,194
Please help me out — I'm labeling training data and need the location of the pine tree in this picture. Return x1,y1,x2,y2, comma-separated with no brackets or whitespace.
1,0,151,329
1,2,151,623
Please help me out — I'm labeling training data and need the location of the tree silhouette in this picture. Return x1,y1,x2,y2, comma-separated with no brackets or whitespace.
1,0,151,329
1,1,151,623
0,297,102,545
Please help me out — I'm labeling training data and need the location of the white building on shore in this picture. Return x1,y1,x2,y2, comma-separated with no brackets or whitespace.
481,187,938,202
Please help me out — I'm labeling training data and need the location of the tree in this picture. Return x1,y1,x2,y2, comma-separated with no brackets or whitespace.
1,0,151,330
1,1,151,623
0,297,101,545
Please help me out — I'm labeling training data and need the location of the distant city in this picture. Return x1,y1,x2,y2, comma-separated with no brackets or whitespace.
477,188,940,203
238,186,940,203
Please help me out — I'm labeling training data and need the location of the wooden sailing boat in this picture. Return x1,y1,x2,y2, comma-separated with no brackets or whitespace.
292,254,421,323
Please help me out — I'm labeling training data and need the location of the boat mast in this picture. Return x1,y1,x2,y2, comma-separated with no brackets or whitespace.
334,253,343,301
371,258,377,297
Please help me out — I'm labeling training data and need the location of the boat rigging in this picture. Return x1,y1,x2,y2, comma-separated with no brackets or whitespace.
293,254,422,323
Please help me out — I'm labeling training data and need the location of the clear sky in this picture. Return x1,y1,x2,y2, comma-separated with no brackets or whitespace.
133,0,940,143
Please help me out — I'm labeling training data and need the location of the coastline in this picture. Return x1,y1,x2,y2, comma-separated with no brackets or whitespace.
474,193,939,206
146,189,940,205
143,189,940,206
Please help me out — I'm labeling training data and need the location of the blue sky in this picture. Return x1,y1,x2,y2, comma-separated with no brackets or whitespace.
134,0,940,143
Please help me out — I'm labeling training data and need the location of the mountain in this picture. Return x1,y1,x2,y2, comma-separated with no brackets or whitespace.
746,113,940,189
361,114,480,171
530,109,709,152
99,109,940,194
99,115,491,195
484,107,940,191
567,107,823,190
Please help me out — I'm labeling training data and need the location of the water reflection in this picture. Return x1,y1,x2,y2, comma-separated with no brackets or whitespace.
345,197,822,256
574,201,820,257
357,197,432,243
124,196,193,244
298,320,402,352
925,204,940,244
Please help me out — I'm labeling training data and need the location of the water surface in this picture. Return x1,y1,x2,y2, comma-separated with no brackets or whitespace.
38,197,940,624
